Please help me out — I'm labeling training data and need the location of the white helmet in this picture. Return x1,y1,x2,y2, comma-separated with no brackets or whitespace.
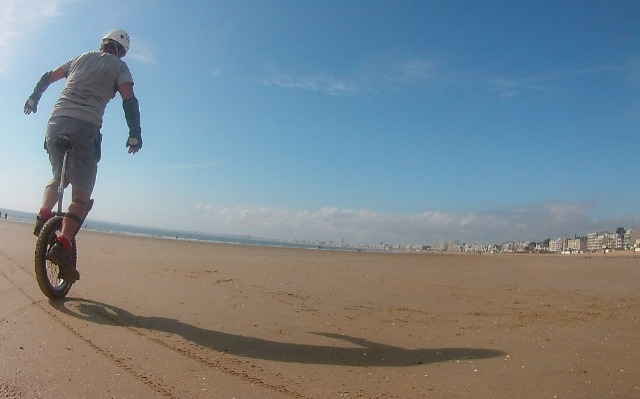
103,29,130,55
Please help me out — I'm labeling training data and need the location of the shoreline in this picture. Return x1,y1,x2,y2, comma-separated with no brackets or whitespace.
5,218,639,257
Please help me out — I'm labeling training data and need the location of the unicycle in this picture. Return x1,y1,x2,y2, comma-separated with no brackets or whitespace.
34,135,77,299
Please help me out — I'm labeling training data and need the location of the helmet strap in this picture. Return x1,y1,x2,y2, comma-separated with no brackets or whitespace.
101,40,125,58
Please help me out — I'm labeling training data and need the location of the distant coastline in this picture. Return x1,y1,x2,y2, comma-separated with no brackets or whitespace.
0,208,355,252
4,208,638,254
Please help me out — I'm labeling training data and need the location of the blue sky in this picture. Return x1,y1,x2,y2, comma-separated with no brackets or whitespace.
1,0,639,245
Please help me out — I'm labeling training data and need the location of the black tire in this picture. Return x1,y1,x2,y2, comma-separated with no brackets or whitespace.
34,216,77,299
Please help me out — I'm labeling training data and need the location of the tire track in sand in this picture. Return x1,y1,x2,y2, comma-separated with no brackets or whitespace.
0,247,309,399
0,249,177,398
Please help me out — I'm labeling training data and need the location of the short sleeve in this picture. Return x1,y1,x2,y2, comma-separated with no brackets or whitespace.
117,62,134,88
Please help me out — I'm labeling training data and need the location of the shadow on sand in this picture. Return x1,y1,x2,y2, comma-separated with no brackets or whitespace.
52,298,506,367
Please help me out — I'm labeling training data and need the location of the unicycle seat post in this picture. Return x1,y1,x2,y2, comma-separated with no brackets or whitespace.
52,135,73,216
57,150,69,215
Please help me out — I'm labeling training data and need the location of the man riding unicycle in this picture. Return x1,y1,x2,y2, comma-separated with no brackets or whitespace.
24,29,144,282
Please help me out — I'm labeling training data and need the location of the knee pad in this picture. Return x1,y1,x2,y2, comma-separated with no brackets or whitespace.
67,197,92,222
63,212,84,225
72,198,94,213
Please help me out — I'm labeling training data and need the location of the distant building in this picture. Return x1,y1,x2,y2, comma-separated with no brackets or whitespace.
432,241,448,251
565,237,586,253
501,242,514,253
625,229,640,249
609,234,618,249
587,231,609,252
423,226,640,255
549,238,563,253
535,242,548,252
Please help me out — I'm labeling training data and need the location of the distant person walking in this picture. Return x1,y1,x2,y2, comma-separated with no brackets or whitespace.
24,29,143,282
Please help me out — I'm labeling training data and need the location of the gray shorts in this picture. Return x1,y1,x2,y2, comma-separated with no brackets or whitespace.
46,116,102,192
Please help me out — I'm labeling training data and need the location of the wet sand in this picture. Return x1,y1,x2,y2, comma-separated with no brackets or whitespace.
1,220,639,398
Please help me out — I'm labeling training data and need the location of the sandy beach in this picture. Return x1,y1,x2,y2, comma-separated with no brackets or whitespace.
1,220,639,398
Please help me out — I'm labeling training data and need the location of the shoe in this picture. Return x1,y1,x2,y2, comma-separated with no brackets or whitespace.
33,209,53,236
46,242,80,282
33,216,50,236
33,218,44,236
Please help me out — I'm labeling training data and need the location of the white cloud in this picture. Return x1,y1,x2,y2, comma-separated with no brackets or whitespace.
264,73,358,96
362,54,452,90
396,58,444,83
128,36,156,64
258,55,447,96
155,161,225,171
195,201,640,245
485,61,640,100
211,67,223,78
0,0,75,74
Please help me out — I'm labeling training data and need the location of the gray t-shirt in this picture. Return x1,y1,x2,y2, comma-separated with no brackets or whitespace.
51,51,134,127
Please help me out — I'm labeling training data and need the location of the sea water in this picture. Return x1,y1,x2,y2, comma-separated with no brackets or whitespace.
0,208,324,250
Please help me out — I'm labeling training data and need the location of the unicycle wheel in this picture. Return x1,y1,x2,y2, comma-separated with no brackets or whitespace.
34,216,77,299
